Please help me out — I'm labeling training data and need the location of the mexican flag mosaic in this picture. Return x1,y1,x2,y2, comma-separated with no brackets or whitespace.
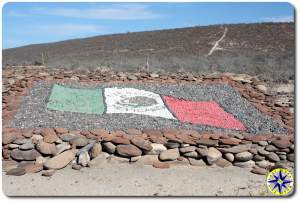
46,84,245,130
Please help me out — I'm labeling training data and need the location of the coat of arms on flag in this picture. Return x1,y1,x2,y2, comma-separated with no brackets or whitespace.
104,87,175,119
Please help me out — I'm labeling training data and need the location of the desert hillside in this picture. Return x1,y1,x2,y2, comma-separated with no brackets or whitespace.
3,22,294,81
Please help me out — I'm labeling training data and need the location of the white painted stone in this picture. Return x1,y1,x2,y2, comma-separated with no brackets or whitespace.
104,87,175,119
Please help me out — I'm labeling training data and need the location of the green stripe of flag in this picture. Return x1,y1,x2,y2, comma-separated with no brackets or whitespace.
47,84,105,114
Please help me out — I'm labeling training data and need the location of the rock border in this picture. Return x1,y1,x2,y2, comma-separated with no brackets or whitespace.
2,66,294,134
2,127,294,176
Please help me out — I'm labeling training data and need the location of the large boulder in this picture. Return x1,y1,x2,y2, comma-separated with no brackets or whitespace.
44,150,76,169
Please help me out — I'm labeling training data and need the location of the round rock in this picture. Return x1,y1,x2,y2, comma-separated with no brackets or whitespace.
36,141,56,155
70,137,88,148
131,137,153,151
102,142,116,154
147,143,167,155
206,147,222,165
3,132,18,145
164,141,180,149
266,152,280,162
235,152,253,162
116,144,142,157
224,153,234,162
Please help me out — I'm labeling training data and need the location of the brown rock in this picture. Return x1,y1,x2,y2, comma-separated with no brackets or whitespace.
197,139,218,146
70,137,88,147
218,144,252,154
271,139,292,149
179,146,196,153
149,135,167,144
41,128,58,143
251,167,268,175
111,137,130,145
100,133,114,142
176,134,196,145
36,141,56,155
44,150,76,169
131,137,152,151
116,144,142,157
164,132,182,143
110,130,127,137
54,128,68,134
244,135,269,143
2,132,18,145
220,138,241,145
90,129,109,136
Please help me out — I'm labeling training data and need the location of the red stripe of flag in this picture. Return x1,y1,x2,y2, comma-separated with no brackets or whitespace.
163,96,246,131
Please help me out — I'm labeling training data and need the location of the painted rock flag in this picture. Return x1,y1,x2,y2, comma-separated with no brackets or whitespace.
46,84,246,130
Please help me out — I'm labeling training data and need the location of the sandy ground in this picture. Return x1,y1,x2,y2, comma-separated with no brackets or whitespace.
2,161,271,196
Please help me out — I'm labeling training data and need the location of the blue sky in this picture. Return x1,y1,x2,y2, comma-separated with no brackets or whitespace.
3,2,294,49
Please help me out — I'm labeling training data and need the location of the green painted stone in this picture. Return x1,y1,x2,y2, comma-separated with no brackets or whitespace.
47,84,105,114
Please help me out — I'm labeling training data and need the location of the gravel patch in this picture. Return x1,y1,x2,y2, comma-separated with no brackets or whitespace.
10,81,286,134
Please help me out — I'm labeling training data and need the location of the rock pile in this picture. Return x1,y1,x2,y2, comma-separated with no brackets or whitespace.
2,127,294,176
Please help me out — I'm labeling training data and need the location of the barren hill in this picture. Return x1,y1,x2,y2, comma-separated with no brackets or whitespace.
3,22,294,81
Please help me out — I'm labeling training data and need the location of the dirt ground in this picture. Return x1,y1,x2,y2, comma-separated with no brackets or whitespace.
2,161,273,197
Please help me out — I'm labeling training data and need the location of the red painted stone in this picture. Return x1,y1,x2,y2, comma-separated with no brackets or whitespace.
163,96,246,130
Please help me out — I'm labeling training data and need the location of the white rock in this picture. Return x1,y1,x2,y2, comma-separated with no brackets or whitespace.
206,147,222,165
159,148,179,161
78,151,90,167
147,143,167,155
